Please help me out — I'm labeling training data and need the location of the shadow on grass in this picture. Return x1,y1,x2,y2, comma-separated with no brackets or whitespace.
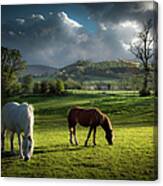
33,144,97,155
1,151,17,159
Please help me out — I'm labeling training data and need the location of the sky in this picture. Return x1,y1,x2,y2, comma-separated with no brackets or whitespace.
1,1,157,68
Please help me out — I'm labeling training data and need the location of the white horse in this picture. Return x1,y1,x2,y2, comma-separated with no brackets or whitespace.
1,102,34,161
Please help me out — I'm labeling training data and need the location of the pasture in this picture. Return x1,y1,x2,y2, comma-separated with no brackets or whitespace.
1,90,157,180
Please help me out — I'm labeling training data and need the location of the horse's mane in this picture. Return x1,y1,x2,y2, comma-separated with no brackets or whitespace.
104,114,113,131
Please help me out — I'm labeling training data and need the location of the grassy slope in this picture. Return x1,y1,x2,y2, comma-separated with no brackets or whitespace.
56,60,141,83
1,91,157,180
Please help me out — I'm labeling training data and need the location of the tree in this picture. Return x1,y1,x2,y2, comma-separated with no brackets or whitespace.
129,19,154,96
33,82,41,94
1,47,26,98
56,79,65,95
64,79,81,89
48,81,57,94
22,75,33,93
40,80,49,94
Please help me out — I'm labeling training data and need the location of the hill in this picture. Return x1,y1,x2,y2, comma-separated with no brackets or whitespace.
56,60,141,82
21,59,153,92
23,64,58,77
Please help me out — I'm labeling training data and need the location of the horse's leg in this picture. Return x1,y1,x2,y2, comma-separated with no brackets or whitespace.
93,126,97,146
10,132,15,155
73,127,78,145
1,128,6,153
84,126,93,147
69,127,73,145
17,133,23,159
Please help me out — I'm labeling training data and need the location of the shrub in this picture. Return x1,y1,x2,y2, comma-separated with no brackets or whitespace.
64,79,81,89
56,79,65,95
22,75,33,93
139,88,151,97
40,81,49,94
33,82,41,94
48,81,57,95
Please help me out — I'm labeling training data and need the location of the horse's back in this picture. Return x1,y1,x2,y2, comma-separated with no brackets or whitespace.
68,107,104,127
2,102,34,132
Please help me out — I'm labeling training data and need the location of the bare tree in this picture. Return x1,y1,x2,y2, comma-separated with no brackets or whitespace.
129,19,154,96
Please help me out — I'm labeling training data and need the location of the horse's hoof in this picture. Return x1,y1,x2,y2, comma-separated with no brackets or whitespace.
19,154,24,159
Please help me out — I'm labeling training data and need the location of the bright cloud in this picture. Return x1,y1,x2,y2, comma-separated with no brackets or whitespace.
120,40,130,51
119,20,140,32
16,18,25,25
131,37,140,45
49,12,53,15
31,14,45,21
99,23,108,31
8,31,15,36
58,11,83,28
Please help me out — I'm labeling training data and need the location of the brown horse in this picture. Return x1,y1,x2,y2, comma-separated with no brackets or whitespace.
67,107,114,146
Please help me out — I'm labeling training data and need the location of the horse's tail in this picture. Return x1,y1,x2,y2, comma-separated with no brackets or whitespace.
67,108,76,131
67,110,73,128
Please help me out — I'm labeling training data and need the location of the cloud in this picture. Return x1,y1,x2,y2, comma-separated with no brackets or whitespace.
49,12,53,15
120,40,130,51
76,33,88,44
1,11,138,67
84,2,155,26
8,31,15,36
99,23,108,31
119,20,140,31
58,11,83,28
2,2,156,68
31,14,45,21
16,18,25,25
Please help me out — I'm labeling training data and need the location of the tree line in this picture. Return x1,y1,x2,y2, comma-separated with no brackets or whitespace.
1,47,65,103
33,79,65,95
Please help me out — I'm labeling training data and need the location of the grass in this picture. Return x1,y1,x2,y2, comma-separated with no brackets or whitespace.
1,90,158,180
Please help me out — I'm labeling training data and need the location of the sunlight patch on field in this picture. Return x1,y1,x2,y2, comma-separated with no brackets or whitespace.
2,91,157,180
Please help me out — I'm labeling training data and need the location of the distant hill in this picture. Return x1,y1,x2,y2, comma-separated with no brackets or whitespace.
22,60,146,90
56,60,141,82
23,60,143,85
23,65,58,77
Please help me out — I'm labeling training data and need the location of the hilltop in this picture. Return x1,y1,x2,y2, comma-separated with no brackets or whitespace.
23,64,58,77
56,60,141,82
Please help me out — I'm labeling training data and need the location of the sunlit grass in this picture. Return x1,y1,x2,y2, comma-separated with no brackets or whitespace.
2,90,157,180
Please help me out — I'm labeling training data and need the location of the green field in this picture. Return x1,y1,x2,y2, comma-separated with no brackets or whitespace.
1,90,158,180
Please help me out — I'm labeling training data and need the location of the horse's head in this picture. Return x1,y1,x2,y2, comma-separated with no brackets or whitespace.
105,129,114,145
102,115,114,145
22,135,34,161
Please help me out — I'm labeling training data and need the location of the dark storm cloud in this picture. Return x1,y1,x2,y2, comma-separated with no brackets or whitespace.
83,1,155,25
2,12,78,61
1,2,156,67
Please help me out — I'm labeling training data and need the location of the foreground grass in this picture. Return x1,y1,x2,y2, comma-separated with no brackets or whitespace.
1,91,157,180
